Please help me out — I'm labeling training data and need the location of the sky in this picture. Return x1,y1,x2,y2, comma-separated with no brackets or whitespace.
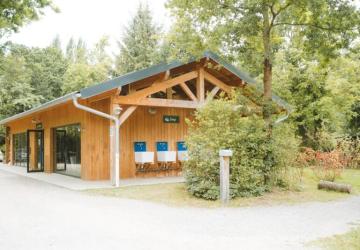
8,0,170,53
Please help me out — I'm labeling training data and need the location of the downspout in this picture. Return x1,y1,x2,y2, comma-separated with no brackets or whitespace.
72,93,121,187
274,108,291,125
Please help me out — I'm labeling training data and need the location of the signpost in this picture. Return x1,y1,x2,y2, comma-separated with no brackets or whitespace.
219,149,232,205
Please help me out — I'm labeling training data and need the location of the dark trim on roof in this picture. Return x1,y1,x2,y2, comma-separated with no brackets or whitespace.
80,60,185,98
80,51,258,99
203,51,256,84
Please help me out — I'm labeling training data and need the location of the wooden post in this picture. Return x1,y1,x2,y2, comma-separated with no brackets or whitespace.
219,149,232,204
196,67,205,103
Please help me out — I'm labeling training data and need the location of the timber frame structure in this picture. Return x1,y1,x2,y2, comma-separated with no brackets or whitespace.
0,51,289,185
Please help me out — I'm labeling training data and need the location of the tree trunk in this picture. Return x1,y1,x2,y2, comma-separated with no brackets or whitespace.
318,180,352,194
262,4,272,130
262,4,273,185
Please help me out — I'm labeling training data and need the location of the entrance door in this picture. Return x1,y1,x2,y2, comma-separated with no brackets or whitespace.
55,130,67,172
27,130,44,173
53,125,81,177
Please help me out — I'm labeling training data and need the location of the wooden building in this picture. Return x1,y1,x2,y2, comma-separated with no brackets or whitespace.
0,52,288,186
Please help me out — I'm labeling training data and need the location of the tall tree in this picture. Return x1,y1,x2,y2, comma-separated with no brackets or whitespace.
0,0,57,38
272,47,334,150
0,47,41,118
166,0,360,125
62,37,112,93
8,43,68,102
114,3,163,75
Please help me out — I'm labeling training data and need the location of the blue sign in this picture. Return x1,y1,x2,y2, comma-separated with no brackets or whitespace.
156,141,168,151
177,141,187,151
134,141,146,152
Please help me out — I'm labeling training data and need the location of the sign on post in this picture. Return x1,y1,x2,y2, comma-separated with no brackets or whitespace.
219,149,232,205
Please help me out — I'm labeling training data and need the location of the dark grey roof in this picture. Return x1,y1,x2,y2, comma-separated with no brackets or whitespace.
80,51,257,99
80,60,184,98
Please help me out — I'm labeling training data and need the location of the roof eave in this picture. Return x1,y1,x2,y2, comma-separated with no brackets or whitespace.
0,92,77,125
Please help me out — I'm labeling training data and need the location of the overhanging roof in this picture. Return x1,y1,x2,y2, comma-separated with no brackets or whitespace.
0,51,290,125
0,92,76,125
80,51,257,99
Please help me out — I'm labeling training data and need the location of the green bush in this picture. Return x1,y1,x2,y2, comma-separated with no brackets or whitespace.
184,91,300,200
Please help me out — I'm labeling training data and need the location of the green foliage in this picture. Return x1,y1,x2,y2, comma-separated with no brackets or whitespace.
62,36,112,93
184,91,300,200
114,3,166,75
166,0,360,71
338,137,360,169
272,123,302,187
348,101,360,138
0,36,113,118
0,0,57,37
273,48,335,150
17,44,67,101
0,47,41,118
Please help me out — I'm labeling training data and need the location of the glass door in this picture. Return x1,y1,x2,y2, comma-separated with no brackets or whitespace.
55,130,67,172
27,130,44,172
53,124,81,178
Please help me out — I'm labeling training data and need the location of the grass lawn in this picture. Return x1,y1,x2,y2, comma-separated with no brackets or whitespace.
86,169,360,208
311,226,360,250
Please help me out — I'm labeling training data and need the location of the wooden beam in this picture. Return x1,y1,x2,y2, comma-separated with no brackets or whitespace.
88,89,117,103
196,67,205,102
117,71,198,102
166,88,173,99
179,82,197,101
203,71,232,93
119,106,137,125
206,86,220,102
115,97,199,109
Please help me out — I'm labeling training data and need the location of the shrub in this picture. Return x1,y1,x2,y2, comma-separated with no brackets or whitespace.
272,124,302,187
297,147,344,181
184,91,300,200
337,136,360,169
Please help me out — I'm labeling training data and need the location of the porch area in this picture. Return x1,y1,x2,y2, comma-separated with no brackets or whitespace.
0,163,184,190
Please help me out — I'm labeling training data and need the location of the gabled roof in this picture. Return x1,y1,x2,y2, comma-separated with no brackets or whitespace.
80,51,257,99
0,51,290,125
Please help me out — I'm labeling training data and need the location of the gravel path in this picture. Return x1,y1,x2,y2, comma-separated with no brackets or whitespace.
0,169,359,250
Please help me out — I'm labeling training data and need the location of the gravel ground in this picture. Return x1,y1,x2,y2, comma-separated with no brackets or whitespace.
0,169,359,250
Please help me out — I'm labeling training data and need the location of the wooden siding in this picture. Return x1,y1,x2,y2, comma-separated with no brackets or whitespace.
120,106,193,178
3,64,246,181
6,99,110,180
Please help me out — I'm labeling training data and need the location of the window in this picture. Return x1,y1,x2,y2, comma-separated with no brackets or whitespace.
13,133,27,167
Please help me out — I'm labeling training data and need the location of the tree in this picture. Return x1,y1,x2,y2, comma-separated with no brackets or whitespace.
0,0,57,37
272,47,334,150
62,37,112,93
347,100,360,139
184,90,300,199
114,3,163,75
0,48,41,118
65,37,88,64
325,51,360,136
166,0,360,125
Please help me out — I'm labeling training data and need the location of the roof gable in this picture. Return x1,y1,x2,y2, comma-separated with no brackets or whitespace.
80,51,257,99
